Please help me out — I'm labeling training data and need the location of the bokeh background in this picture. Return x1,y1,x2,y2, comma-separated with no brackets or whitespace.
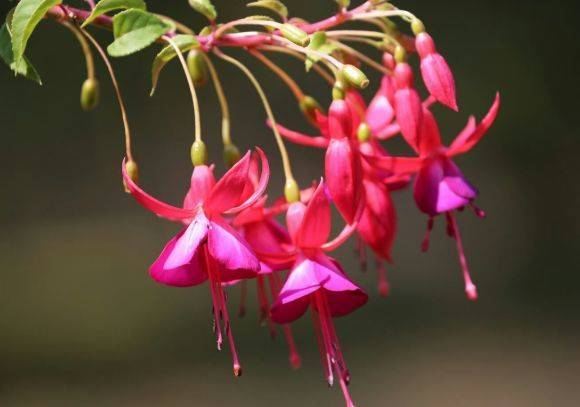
1,0,578,406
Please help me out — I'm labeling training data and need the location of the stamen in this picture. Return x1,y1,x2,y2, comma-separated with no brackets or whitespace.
205,251,223,350
355,237,368,272
376,259,390,298
445,212,455,238
421,217,434,252
257,275,277,338
470,203,486,219
447,212,478,301
311,297,333,386
270,273,302,369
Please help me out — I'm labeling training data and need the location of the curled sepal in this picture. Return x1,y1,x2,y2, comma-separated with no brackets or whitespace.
189,0,217,22
80,78,100,111
108,9,173,57
247,0,288,20
82,0,147,28
150,34,199,96
122,158,195,221
11,0,62,66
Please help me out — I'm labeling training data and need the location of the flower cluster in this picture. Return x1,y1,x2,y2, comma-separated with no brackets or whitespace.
3,1,500,405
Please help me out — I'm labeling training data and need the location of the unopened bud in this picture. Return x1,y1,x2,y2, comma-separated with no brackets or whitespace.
123,160,139,193
284,178,300,203
191,140,208,166
357,122,371,142
394,45,406,63
223,143,241,168
299,95,322,124
80,78,99,111
280,24,310,47
187,49,209,87
340,64,369,89
411,18,426,35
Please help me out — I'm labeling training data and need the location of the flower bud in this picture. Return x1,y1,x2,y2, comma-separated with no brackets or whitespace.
223,143,241,168
299,95,322,125
80,78,99,111
191,140,208,166
340,64,369,89
280,24,310,47
187,49,209,87
123,160,139,193
357,122,371,142
284,178,300,203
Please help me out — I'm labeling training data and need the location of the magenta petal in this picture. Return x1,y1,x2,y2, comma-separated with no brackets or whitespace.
321,256,368,317
122,159,195,221
204,151,251,215
442,159,478,201
183,165,216,209
149,231,208,287
207,217,260,276
164,212,209,269
420,53,458,111
224,148,270,215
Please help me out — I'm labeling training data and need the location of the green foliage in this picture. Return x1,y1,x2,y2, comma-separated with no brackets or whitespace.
82,0,147,28
305,31,337,71
247,0,288,20
11,0,62,66
188,0,217,21
107,9,173,57
150,34,199,95
0,23,42,84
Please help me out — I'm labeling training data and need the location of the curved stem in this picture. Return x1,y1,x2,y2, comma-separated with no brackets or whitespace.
326,30,388,40
162,36,202,143
201,52,232,146
213,48,295,183
250,50,304,101
81,28,134,161
352,10,417,22
259,45,335,85
62,21,95,79
331,41,390,75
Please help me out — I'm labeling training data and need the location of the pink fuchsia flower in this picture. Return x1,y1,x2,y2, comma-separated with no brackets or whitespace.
365,94,500,300
268,182,368,407
122,149,269,376
416,32,458,111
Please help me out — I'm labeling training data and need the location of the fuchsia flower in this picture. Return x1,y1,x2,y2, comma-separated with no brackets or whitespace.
365,93,501,300
122,149,269,376
267,182,367,407
416,32,458,111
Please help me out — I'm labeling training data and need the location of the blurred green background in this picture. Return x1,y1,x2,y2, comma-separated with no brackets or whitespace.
1,0,578,406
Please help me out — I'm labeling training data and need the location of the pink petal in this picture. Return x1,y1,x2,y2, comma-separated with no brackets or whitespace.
418,106,443,155
122,159,195,221
325,138,364,224
449,93,501,156
204,151,252,215
328,99,353,140
207,217,260,276
363,154,422,176
295,181,331,249
394,88,423,151
149,230,208,287
346,90,366,131
183,165,216,210
224,148,270,215
164,212,209,269
322,256,369,317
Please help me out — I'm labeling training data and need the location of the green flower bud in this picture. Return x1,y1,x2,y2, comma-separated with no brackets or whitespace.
341,64,369,89
394,45,406,63
223,143,241,168
191,140,208,166
123,160,139,193
411,19,426,35
80,78,99,111
357,122,371,143
280,24,310,47
284,178,300,203
299,95,322,125
187,50,209,87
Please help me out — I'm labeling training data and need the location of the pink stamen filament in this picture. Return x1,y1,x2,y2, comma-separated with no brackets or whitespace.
238,280,248,318
421,217,434,252
355,237,367,272
204,249,223,350
270,272,302,369
376,259,390,298
257,275,277,338
447,212,478,301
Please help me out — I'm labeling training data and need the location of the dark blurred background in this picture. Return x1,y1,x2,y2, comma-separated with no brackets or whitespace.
1,0,578,406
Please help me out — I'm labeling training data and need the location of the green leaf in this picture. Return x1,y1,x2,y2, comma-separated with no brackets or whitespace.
305,31,336,71
0,23,42,84
107,9,173,57
150,34,199,95
81,0,147,28
188,0,217,21
11,0,62,65
247,0,288,20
